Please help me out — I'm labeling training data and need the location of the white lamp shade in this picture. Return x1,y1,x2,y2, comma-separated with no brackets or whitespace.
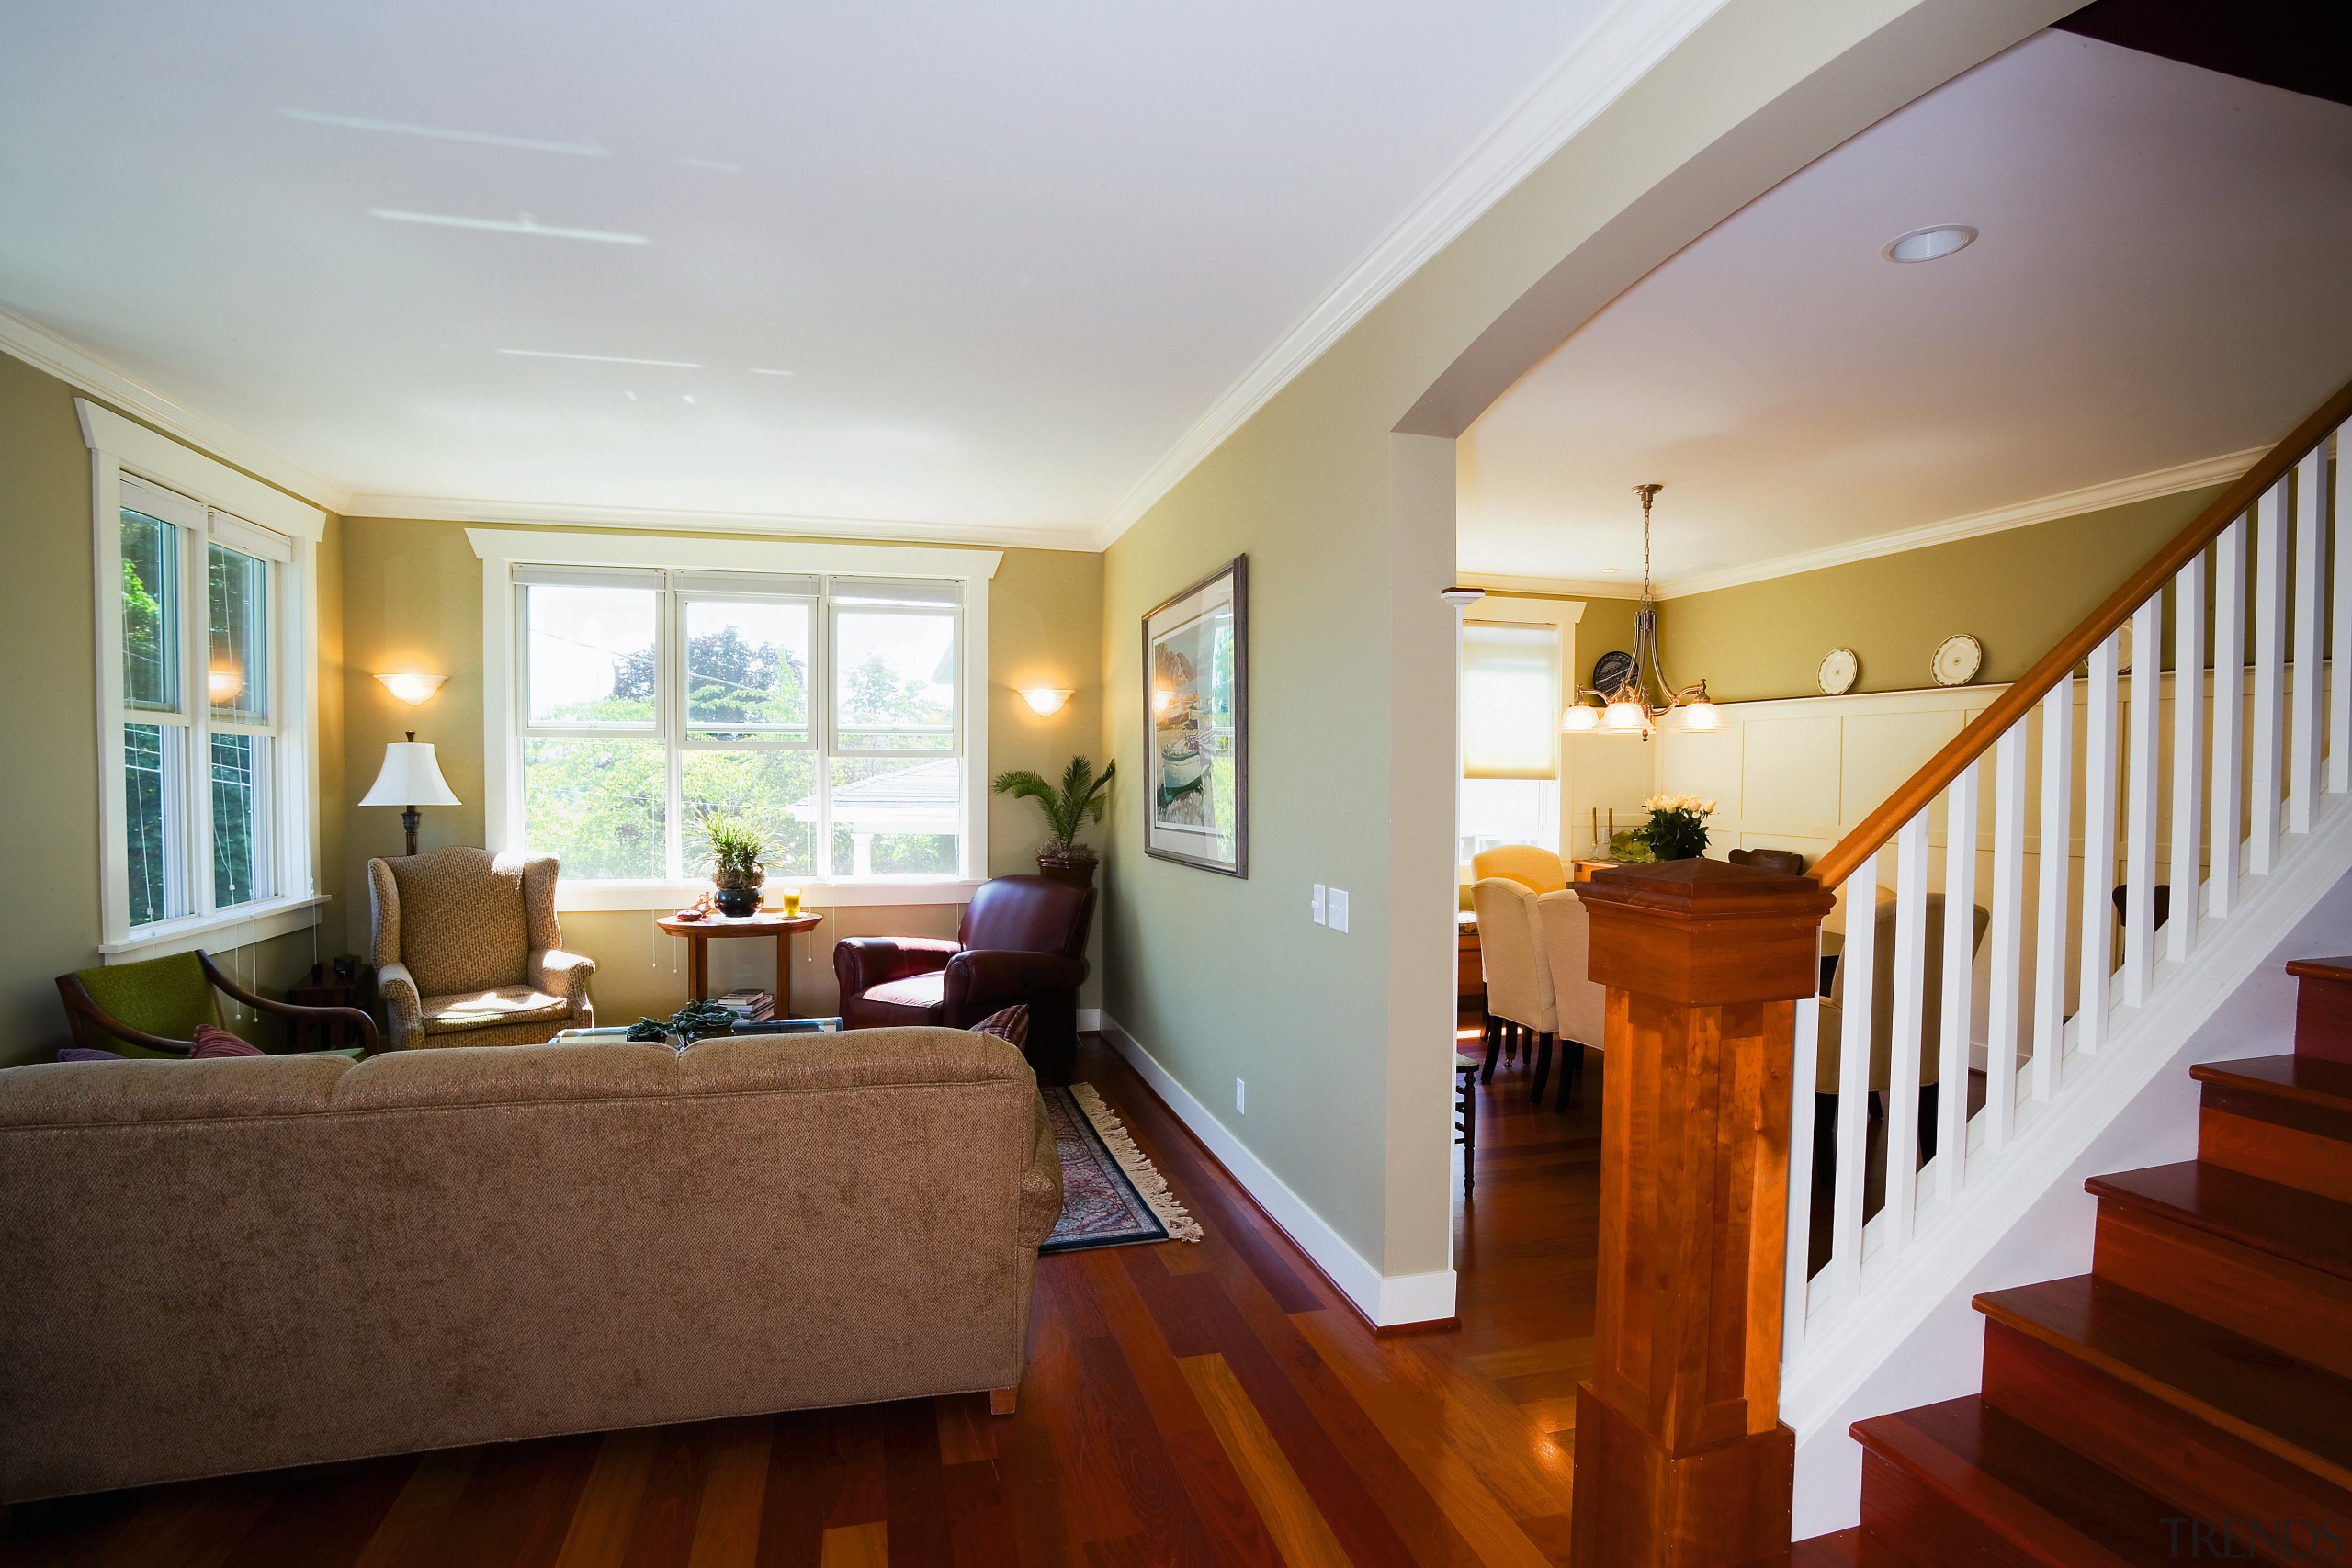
360,741,462,807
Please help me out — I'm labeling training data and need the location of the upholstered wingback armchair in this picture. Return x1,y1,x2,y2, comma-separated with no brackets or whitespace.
1471,875,1561,1099
834,875,1094,1074
1532,887,1607,1109
368,847,594,1050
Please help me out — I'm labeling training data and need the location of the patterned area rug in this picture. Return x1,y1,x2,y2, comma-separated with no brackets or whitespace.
1039,1084,1203,1253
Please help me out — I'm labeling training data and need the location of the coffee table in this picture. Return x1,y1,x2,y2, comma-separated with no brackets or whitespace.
654,910,825,1016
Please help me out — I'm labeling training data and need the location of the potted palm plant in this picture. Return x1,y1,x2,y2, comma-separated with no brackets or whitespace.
991,757,1114,887
701,813,765,916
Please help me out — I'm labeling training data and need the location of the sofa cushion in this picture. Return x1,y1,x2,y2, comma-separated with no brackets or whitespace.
420,987,571,1034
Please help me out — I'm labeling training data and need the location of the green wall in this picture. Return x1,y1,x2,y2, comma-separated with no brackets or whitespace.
0,353,347,1066
1653,486,2223,702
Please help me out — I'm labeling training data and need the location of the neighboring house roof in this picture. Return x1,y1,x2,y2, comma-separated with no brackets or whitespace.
792,757,960,827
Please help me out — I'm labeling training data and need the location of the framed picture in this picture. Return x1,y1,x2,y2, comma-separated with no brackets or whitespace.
1143,556,1247,876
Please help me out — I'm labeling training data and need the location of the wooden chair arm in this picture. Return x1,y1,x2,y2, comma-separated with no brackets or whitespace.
198,953,383,1055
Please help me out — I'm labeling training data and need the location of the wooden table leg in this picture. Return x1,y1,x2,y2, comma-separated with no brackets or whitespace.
689,936,708,1002
775,931,792,1020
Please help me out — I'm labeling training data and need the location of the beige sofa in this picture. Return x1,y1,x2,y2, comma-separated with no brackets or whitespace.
0,1027,1061,1502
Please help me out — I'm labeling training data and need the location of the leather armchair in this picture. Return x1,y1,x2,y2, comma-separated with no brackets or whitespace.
835,875,1096,1075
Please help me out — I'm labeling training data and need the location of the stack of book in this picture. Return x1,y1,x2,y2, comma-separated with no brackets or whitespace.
714,989,775,1022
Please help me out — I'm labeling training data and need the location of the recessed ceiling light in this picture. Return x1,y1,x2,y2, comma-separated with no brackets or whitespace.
370,209,650,245
1883,225,1978,264
499,348,702,368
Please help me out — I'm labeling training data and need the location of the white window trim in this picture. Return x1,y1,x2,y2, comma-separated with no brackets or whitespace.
469,527,1000,911
80,399,328,961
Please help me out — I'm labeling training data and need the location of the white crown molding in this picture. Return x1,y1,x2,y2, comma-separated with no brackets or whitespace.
1651,446,2262,598
1086,0,1734,553
0,306,354,515
350,492,1094,553
1457,570,1637,601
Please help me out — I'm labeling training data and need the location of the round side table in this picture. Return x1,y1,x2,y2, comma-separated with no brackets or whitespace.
654,910,825,1016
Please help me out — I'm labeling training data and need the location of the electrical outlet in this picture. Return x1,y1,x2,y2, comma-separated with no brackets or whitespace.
1328,887,1350,933
1311,884,1328,925
1235,1077,1247,1113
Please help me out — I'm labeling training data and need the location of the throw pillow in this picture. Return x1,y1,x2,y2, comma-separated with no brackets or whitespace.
971,1005,1030,1049
191,1026,263,1058
56,1047,124,1063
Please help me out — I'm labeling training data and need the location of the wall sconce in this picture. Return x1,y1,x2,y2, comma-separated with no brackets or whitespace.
208,666,244,705
1019,687,1075,716
376,672,448,706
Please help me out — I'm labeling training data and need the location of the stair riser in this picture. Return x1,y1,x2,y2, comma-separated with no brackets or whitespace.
1980,1322,2352,1539
2094,1205,2352,1381
2291,971,2352,1066
1856,1451,2057,1568
2199,1098,2352,1204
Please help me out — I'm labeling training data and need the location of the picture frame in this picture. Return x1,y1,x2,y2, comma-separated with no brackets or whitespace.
1142,555,1248,876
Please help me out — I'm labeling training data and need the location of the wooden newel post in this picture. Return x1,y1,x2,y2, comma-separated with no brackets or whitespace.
1567,859,1834,1568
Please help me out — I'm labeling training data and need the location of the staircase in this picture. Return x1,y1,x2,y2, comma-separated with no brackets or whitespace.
1793,960,2352,1563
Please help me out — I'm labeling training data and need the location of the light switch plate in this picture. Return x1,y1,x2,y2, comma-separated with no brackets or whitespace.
1311,884,1328,925
1329,888,1350,933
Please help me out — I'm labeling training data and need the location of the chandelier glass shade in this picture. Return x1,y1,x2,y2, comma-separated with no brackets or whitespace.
1560,483,1716,739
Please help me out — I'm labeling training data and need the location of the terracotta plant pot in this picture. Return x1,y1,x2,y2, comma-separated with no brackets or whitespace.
713,884,762,917
1035,847,1098,888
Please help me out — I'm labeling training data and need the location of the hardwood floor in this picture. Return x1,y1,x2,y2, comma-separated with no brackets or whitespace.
0,1034,1606,1568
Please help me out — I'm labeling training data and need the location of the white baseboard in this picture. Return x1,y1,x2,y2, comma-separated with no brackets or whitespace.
1097,1011,1457,1328
1077,1007,1103,1032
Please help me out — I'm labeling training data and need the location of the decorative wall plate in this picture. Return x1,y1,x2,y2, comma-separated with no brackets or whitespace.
1817,647,1859,696
1933,633,1984,687
1591,649,1635,694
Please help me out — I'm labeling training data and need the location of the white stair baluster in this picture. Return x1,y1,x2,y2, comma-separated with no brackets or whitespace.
1936,762,1978,1203
1785,988,1822,1367
1885,815,1930,1252
2291,446,2327,831
2031,678,2074,1102
2251,479,2288,873
1832,851,1878,1307
2333,430,2351,796
2078,635,2120,1053
2124,595,2163,1006
2170,553,2207,964
2211,518,2246,917
1984,730,2029,1148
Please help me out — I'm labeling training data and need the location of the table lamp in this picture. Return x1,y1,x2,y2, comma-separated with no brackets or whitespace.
360,732,462,855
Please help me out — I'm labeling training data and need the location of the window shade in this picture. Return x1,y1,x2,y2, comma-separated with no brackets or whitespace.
511,564,667,591
674,570,820,598
826,576,962,606
1461,622,1559,781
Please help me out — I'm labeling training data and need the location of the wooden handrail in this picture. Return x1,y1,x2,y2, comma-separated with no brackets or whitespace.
1811,372,2352,891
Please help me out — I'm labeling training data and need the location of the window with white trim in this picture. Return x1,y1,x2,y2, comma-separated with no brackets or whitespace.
110,475,305,929
514,568,969,882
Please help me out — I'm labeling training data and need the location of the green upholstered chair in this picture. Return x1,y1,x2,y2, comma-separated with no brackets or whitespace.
56,950,379,1058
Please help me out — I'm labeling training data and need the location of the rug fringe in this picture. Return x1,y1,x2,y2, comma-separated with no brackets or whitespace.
1069,1083,1204,1242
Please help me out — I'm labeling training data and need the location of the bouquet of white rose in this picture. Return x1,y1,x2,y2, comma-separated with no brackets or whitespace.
1638,794,1716,861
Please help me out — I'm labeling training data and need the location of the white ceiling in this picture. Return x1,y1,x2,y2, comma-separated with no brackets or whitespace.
0,0,1626,538
1458,30,2352,592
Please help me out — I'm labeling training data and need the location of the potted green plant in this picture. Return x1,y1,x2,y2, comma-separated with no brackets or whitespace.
700,813,765,916
991,756,1114,887
1636,794,1716,861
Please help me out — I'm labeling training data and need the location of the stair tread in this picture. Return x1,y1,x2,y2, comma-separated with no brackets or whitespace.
2191,1053,2352,1112
2088,1160,2352,1281
1855,1395,2182,1566
1976,1275,2352,1487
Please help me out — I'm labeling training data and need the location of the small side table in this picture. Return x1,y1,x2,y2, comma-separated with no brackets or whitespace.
655,911,825,1017
285,978,365,1055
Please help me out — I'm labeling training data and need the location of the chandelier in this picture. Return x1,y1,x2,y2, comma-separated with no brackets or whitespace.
1560,483,1717,739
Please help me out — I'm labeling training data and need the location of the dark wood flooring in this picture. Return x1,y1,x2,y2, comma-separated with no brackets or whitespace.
0,1033,1607,1567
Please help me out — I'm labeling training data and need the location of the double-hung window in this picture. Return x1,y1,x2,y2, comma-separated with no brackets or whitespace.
99,468,315,949
510,566,972,885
